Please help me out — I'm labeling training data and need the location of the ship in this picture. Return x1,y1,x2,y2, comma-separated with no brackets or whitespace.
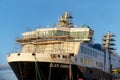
7,12,120,80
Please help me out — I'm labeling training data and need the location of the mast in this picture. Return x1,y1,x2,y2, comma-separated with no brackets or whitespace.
58,12,73,28
102,32,116,73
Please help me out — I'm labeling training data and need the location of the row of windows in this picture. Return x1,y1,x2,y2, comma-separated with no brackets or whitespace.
81,46,104,58
80,58,103,68
80,46,120,68
96,62,103,68
23,30,90,39
81,46,120,66
83,58,93,65
38,30,69,37
70,31,89,39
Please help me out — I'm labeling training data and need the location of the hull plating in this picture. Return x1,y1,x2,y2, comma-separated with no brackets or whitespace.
9,62,86,80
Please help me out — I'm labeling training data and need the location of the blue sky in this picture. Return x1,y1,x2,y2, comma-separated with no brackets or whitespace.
0,64,17,80
0,0,120,64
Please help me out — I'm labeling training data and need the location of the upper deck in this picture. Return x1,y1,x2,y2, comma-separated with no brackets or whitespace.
16,12,94,44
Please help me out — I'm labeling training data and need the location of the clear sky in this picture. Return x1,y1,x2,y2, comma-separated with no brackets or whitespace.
0,0,120,64
0,64,17,80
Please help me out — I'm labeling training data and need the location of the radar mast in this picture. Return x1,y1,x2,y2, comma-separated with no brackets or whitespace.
58,12,73,28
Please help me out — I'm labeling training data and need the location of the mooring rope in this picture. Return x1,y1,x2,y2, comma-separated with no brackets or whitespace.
35,61,42,80
34,55,46,80
48,63,52,80
18,62,23,80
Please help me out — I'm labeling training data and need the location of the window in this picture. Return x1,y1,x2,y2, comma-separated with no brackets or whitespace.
83,58,93,65
96,62,103,68
81,46,84,53
84,58,88,64
80,58,83,63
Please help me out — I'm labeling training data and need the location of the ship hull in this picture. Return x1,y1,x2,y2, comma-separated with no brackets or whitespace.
9,61,116,80
9,62,86,80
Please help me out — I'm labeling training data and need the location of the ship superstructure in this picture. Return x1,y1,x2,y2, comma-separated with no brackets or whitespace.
7,12,120,80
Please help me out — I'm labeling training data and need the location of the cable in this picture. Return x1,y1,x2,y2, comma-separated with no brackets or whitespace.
18,62,23,80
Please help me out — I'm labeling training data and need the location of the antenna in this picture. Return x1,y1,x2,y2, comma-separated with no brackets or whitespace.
57,11,73,28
